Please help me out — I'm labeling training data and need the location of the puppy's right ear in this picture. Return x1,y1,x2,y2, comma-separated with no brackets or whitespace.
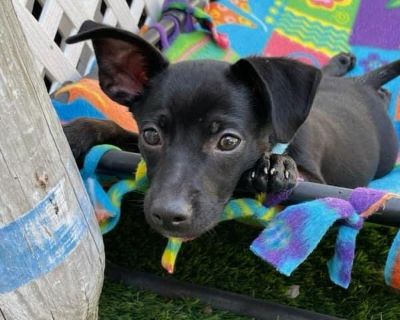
66,20,169,106
231,57,321,143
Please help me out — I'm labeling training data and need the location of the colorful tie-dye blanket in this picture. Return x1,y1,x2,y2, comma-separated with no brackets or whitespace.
173,1,400,136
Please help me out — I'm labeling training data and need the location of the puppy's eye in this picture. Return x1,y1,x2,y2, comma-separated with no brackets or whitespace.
143,128,161,146
217,134,241,151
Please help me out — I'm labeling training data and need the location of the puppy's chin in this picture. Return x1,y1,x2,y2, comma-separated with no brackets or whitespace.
145,213,220,241
162,221,219,240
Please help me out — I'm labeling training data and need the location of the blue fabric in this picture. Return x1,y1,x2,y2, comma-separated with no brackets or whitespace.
52,98,107,122
327,225,360,289
369,165,400,194
81,145,122,234
385,230,400,287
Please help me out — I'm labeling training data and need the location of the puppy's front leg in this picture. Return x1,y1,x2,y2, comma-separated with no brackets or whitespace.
63,118,139,167
242,153,298,194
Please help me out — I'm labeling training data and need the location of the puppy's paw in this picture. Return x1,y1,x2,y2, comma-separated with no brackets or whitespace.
248,153,298,194
266,154,298,193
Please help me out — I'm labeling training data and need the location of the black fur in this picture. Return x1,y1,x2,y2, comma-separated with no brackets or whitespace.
64,21,398,239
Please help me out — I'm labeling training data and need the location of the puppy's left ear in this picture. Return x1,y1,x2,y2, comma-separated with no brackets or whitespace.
231,57,321,143
66,20,169,107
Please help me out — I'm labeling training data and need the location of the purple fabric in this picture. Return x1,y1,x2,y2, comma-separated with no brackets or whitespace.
251,188,390,288
264,189,293,207
327,225,359,288
251,199,351,277
324,197,355,217
162,0,196,32
163,15,181,44
149,23,171,49
348,188,387,215
350,0,400,50
183,8,196,32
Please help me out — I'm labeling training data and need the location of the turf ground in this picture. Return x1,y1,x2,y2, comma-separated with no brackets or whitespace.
98,197,400,320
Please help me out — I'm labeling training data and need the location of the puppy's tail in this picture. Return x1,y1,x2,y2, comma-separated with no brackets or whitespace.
358,60,400,89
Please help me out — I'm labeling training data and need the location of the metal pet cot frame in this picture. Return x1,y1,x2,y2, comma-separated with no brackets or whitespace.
15,1,400,319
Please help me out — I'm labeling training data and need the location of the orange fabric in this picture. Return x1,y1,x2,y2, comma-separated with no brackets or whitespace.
55,78,139,133
359,194,396,218
207,2,254,27
393,253,400,289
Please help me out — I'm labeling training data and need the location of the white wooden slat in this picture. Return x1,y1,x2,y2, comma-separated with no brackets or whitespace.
55,0,97,74
83,0,100,16
62,43,85,71
21,0,47,76
58,13,74,37
39,1,78,81
56,0,93,28
63,38,95,77
15,0,164,89
102,7,118,26
62,34,86,70
105,0,138,32
39,0,63,40
13,0,81,83
144,0,163,22
23,0,34,11
129,0,146,25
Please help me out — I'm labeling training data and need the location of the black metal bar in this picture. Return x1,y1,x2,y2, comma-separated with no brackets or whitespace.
106,262,345,320
97,150,140,176
288,182,400,227
96,150,400,227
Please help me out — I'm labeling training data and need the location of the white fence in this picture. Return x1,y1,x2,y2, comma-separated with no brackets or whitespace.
13,0,164,91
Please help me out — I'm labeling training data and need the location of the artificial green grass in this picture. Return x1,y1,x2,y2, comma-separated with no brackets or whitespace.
99,196,400,320
100,281,250,320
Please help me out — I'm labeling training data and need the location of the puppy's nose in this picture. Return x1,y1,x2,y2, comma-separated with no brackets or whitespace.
150,199,192,228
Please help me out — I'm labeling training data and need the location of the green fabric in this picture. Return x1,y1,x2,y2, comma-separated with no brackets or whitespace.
165,31,239,62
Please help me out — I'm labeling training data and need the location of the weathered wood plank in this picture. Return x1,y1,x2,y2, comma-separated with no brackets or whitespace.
0,1,104,319
0,307,6,320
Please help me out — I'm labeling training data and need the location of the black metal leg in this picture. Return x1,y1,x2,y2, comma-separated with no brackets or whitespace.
105,262,345,320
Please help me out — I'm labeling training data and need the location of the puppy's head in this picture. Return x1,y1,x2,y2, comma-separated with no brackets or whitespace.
68,21,321,239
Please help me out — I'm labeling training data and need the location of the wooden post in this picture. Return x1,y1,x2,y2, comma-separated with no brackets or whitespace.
0,1,105,319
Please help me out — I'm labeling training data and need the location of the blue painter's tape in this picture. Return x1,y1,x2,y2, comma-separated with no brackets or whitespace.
0,180,89,293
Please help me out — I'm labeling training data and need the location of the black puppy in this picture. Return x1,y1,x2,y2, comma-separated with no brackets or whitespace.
64,21,399,239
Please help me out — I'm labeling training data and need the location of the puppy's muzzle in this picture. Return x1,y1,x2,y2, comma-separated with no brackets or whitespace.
149,198,193,231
